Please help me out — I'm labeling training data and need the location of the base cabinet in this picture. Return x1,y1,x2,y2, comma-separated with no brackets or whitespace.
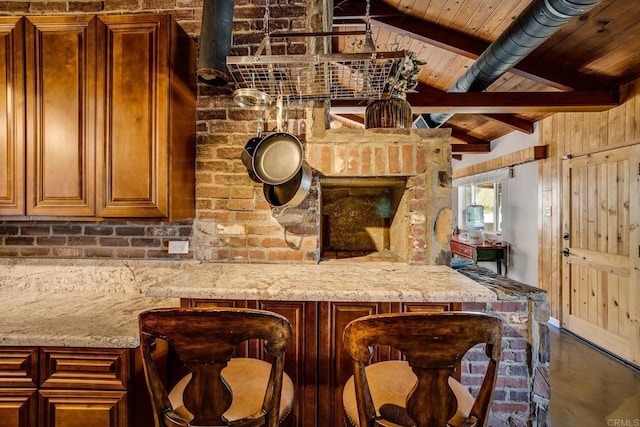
0,347,154,427
183,298,453,426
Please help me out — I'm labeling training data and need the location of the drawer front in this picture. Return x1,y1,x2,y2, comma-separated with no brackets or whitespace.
0,347,38,388
451,241,474,259
39,348,129,390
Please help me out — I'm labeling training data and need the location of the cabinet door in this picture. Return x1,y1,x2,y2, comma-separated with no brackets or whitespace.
0,17,25,216
95,15,169,218
258,301,317,427
24,16,96,216
0,389,37,427
39,389,127,427
318,302,392,427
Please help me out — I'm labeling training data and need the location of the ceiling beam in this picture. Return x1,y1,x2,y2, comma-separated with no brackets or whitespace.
479,114,534,134
330,89,619,114
450,128,489,145
451,143,491,153
334,0,607,91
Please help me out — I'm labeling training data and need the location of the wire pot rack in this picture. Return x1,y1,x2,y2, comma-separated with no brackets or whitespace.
226,49,407,101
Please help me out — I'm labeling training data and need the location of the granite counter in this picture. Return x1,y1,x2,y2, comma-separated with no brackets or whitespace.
146,262,497,303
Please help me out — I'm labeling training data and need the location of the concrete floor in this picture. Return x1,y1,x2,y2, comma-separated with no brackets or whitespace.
549,325,640,427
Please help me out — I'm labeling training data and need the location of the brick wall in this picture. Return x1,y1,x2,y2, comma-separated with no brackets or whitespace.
460,266,551,427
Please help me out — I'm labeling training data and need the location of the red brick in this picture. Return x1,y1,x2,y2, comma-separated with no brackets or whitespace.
99,238,129,247
115,248,146,258
20,247,51,256
388,146,400,173
36,237,67,246
68,2,104,12
5,237,34,245
374,147,386,174
84,248,114,258
361,146,372,175
228,199,255,211
235,212,269,222
266,250,303,261
21,226,50,236
491,402,529,414
67,236,97,246
416,146,427,173
214,174,254,186
320,145,332,173
401,144,414,174
29,2,66,13
334,145,346,173
346,144,358,174
261,237,289,248
229,187,256,199
198,185,231,199
104,0,139,10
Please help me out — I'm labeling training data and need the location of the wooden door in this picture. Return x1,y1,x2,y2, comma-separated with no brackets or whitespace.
0,17,25,216
562,144,640,365
95,14,169,218
24,16,96,216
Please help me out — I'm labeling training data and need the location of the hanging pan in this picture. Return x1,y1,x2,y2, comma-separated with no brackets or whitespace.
263,161,312,209
252,95,303,185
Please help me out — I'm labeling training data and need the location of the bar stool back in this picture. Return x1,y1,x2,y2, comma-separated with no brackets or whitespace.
342,311,503,427
139,307,294,427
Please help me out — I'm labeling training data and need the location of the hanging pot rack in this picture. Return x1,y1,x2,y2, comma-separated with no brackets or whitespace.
226,0,406,102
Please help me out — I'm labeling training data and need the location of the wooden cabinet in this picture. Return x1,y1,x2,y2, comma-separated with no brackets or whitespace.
0,346,154,427
183,298,453,426
0,17,25,216
0,14,195,221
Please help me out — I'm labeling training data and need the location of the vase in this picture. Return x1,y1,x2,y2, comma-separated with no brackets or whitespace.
364,98,412,129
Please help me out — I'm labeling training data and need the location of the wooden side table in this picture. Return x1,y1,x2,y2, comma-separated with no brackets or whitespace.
451,235,507,275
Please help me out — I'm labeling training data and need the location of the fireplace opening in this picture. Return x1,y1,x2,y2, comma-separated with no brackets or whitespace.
320,177,409,262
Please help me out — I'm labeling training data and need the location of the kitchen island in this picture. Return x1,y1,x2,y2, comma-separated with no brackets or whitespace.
147,262,497,427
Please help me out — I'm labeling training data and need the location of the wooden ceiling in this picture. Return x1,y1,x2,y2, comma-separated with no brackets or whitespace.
329,0,640,154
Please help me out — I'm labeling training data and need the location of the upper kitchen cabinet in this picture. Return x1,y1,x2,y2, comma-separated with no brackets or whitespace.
0,14,196,221
0,17,25,216
95,14,196,220
25,16,97,217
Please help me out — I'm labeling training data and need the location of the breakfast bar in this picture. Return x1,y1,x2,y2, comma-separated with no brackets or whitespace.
146,262,497,426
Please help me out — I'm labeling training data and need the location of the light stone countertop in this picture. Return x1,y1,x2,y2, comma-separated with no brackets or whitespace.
0,292,180,348
146,262,497,303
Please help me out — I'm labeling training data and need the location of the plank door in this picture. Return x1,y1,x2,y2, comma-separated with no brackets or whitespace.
561,144,640,365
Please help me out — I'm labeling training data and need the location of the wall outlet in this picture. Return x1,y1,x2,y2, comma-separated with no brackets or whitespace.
168,241,189,254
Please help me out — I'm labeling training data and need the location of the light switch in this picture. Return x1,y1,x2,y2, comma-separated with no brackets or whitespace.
543,206,552,217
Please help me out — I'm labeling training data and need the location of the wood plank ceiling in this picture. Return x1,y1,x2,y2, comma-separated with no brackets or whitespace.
329,0,640,155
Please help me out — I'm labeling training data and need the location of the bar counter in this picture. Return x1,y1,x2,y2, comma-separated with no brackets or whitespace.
146,262,497,302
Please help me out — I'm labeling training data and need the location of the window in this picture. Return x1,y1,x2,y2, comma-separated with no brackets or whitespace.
461,182,502,233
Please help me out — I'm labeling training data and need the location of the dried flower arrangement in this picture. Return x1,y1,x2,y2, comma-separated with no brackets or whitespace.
387,51,426,100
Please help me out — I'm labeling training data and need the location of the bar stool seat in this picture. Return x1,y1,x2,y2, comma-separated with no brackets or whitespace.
169,358,295,423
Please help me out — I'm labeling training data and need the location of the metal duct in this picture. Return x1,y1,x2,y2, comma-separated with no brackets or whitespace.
197,0,234,86
424,0,603,127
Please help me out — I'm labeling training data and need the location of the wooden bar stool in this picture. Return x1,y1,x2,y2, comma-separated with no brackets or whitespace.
342,311,503,427
139,307,294,427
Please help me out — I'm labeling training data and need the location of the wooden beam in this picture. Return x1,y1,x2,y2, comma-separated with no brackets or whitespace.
480,114,534,134
453,146,548,178
331,89,619,114
451,143,491,153
335,0,607,91
450,128,489,145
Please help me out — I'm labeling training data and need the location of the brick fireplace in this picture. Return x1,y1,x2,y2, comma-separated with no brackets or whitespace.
194,105,453,265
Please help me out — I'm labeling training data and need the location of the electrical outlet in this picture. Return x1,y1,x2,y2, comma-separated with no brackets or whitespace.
168,241,189,254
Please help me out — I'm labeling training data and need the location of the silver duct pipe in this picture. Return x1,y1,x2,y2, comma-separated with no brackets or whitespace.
424,0,603,127
197,0,234,86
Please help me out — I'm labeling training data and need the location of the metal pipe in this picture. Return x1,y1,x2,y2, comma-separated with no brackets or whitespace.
425,0,603,127
197,0,234,86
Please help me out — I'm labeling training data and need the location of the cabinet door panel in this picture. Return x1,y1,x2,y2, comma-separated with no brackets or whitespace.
258,301,317,427
318,302,391,427
0,17,25,216
0,347,38,388
39,389,127,427
39,348,129,390
24,16,96,216
0,389,37,427
96,15,169,218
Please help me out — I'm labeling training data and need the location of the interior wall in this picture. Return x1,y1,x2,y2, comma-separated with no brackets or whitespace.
452,128,540,286
538,78,640,321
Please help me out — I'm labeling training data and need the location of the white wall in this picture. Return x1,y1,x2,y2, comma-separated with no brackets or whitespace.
452,127,539,287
